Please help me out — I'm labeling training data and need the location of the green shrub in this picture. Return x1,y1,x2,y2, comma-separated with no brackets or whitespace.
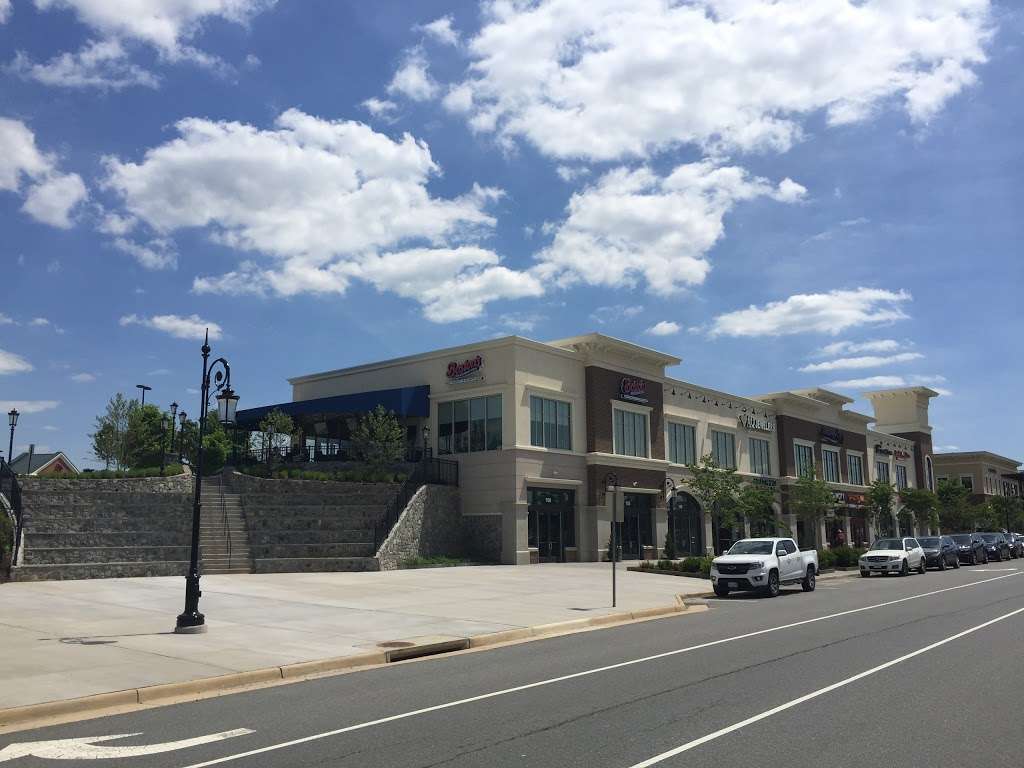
662,531,677,560
239,465,406,484
818,549,837,570
0,510,13,562
680,556,702,573
829,545,866,568
698,556,713,578
56,464,184,479
400,555,473,568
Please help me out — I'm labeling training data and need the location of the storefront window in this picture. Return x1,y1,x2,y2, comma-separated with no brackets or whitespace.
848,454,864,485
530,395,571,450
668,422,696,465
613,408,648,457
749,437,771,476
795,443,815,478
438,395,503,455
822,448,841,483
711,430,736,469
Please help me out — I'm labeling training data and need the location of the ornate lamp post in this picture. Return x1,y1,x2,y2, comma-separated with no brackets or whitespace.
168,402,178,464
160,414,170,477
175,330,239,634
177,411,187,462
605,472,619,607
7,408,18,465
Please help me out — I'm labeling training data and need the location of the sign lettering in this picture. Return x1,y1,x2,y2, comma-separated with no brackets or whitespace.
820,426,844,445
738,413,775,433
446,355,483,384
619,377,649,404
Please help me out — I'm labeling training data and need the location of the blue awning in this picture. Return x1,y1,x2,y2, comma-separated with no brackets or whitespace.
235,385,430,427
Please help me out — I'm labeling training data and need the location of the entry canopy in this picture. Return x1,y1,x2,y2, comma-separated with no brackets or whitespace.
234,385,429,428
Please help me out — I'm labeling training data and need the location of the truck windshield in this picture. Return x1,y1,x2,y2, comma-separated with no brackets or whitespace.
727,541,774,555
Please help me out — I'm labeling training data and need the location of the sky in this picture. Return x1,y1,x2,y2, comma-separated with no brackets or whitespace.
0,0,1022,469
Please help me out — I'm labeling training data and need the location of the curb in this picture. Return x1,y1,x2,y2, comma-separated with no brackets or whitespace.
0,599,701,732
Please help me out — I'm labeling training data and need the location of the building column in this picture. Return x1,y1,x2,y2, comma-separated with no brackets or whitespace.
843,515,853,547
703,511,715,556
817,518,828,550
654,503,668,559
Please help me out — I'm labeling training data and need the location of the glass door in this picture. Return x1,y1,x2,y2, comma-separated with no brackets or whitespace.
620,493,653,559
669,493,703,556
528,488,576,563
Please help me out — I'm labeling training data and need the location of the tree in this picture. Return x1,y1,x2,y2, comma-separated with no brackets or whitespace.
256,409,295,466
179,413,230,475
937,479,975,532
867,480,896,535
683,454,742,552
124,404,167,468
89,393,132,470
662,529,677,560
90,419,119,470
788,474,836,547
899,487,939,534
987,496,1024,532
737,483,781,536
351,405,405,467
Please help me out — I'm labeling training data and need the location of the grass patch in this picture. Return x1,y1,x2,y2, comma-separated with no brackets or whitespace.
238,465,407,484
46,464,185,479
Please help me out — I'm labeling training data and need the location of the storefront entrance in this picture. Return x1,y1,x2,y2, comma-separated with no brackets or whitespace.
527,488,576,563
668,492,703,556
618,492,654,559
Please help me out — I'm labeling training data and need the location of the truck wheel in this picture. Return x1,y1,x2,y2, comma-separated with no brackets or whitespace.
764,570,780,597
713,584,729,598
801,566,816,592
900,560,909,577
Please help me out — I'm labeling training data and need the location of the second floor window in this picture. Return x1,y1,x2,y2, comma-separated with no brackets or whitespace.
848,454,864,485
613,408,648,457
795,444,814,478
960,475,973,491
438,394,502,455
822,449,841,483
895,464,908,490
711,430,736,469
667,422,696,465
875,460,891,484
749,437,771,475
530,396,571,450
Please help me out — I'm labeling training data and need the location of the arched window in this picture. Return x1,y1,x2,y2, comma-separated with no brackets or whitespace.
668,492,704,556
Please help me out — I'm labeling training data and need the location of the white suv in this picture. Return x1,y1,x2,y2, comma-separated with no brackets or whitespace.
859,537,926,577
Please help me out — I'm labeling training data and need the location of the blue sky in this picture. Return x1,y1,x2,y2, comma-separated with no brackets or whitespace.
1,0,1021,468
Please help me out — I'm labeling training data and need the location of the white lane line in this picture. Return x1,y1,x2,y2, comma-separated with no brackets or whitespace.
179,572,1021,768
626,605,1024,768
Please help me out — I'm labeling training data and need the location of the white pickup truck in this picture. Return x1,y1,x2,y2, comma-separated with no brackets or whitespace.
710,538,818,598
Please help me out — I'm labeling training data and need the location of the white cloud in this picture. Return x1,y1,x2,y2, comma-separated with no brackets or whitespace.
646,321,681,336
106,109,530,321
452,0,992,161
711,288,911,338
536,161,805,295
362,97,397,118
9,39,160,90
386,47,438,101
419,15,459,46
934,444,960,452
42,425,59,432
590,304,644,325
147,368,172,376
112,237,177,270
500,313,544,333
32,0,276,61
442,83,474,113
70,372,97,382
816,339,902,357
21,172,88,228
0,0,9,23
0,117,87,228
0,400,59,414
800,352,924,373
98,211,136,235
0,349,33,375
119,313,222,340
555,165,590,183
0,314,14,325
826,374,951,395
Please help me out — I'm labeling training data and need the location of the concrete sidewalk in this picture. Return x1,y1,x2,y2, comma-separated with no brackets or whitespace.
0,563,709,709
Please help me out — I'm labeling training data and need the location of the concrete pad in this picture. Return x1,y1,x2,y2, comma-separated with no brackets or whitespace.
0,562,704,709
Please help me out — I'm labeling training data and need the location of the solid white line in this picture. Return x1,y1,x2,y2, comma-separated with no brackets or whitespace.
626,605,1024,767
179,572,1021,768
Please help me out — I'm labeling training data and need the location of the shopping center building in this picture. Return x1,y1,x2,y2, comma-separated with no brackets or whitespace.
238,333,940,564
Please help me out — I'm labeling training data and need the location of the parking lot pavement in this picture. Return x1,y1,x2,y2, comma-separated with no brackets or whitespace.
0,562,707,709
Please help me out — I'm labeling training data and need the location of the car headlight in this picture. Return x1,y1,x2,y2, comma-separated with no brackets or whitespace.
751,561,764,570
889,556,901,562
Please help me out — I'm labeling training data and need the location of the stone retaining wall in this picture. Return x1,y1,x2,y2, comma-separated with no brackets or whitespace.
377,485,462,570
462,515,503,564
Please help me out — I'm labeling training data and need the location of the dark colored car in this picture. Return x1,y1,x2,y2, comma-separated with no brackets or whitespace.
979,533,1011,561
1004,533,1023,559
918,536,960,570
950,533,987,564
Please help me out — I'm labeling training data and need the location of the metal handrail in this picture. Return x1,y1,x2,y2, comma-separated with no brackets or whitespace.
219,475,232,569
372,458,460,551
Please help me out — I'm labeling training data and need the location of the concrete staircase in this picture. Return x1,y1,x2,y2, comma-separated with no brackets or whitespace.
199,475,252,575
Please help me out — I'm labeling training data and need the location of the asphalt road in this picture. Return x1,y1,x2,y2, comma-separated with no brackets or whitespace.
4,564,1024,767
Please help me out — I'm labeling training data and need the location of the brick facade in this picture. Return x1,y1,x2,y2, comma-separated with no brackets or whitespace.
775,415,869,481
585,365,665,459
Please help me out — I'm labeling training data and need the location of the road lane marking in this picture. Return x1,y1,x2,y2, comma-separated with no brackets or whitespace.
626,605,1024,767
0,730,253,762
177,572,1021,768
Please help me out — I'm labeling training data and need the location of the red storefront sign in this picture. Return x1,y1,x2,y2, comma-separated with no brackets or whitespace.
446,355,484,383
619,377,649,403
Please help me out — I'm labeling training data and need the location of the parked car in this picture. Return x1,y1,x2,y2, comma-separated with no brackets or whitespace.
1004,533,1023,559
859,537,926,577
978,533,1011,561
950,533,987,564
917,536,960,570
710,538,818,598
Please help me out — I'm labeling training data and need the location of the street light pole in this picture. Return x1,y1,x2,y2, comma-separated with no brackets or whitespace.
136,384,152,406
177,411,187,463
175,330,239,635
169,402,178,466
606,472,618,608
7,408,18,465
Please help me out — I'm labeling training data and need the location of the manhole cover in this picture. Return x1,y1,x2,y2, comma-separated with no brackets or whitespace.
378,641,416,648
